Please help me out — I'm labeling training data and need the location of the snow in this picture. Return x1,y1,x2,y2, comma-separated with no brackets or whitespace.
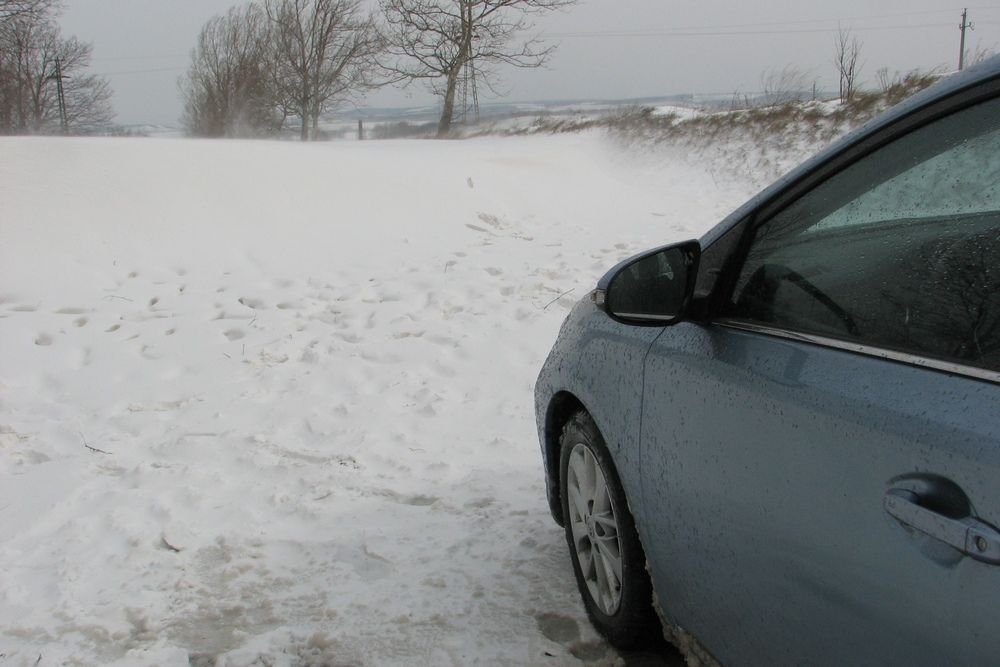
650,106,702,121
0,132,756,666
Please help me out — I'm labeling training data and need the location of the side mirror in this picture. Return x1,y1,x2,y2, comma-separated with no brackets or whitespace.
594,241,701,325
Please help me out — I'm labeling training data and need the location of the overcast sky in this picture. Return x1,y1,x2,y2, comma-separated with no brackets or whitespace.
59,0,1000,126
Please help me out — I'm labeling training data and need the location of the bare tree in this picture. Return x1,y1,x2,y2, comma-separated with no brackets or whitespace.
0,23,13,128
61,67,113,132
265,0,382,141
181,4,278,137
0,0,56,23
0,14,112,134
834,26,862,103
379,0,576,138
0,0,57,128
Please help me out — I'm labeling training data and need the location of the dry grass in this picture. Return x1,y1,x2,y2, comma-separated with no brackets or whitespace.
579,71,944,188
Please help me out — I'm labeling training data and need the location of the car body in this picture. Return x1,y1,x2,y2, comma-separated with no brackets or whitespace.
535,56,1000,666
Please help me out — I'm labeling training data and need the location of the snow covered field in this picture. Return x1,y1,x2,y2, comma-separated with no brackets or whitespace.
0,132,759,666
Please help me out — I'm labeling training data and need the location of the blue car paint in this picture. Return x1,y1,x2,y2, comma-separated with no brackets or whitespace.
535,55,1000,664
534,296,663,521
639,322,1000,665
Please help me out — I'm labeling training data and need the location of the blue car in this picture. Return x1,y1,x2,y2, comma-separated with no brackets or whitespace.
535,57,1000,666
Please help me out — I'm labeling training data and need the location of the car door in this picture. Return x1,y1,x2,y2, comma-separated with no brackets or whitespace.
638,91,1000,665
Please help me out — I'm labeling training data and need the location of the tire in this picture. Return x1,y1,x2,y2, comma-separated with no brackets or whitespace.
559,410,659,648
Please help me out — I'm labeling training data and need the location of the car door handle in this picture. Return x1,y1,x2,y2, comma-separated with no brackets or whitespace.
884,489,1000,565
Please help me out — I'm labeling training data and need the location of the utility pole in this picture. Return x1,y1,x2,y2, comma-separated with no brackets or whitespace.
959,8,974,71
51,57,69,135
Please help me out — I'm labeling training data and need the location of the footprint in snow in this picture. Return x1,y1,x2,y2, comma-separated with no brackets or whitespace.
391,330,425,340
300,345,319,364
378,489,439,507
432,360,456,378
238,296,267,309
477,212,503,229
34,333,53,347
334,332,362,344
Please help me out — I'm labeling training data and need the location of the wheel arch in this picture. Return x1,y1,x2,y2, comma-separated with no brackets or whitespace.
543,391,589,526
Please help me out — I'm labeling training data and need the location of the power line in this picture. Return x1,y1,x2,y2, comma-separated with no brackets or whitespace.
78,7,1000,68
91,65,187,77
545,23,954,39
90,53,188,63
543,6,1000,37
70,7,1000,79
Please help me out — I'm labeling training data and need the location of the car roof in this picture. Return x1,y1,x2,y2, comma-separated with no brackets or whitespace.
699,54,1000,247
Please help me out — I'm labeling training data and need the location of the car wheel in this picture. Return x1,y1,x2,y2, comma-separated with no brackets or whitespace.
559,410,659,648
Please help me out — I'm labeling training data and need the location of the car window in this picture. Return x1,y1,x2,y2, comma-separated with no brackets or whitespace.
723,96,1000,373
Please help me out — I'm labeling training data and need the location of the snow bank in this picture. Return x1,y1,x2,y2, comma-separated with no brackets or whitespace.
0,133,754,665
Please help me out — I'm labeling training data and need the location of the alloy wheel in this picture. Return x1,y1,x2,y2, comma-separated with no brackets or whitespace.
566,441,624,615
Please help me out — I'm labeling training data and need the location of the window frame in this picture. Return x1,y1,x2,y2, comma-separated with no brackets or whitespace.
703,77,1000,386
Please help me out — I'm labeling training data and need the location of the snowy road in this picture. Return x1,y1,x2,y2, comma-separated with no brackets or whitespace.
0,133,753,665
